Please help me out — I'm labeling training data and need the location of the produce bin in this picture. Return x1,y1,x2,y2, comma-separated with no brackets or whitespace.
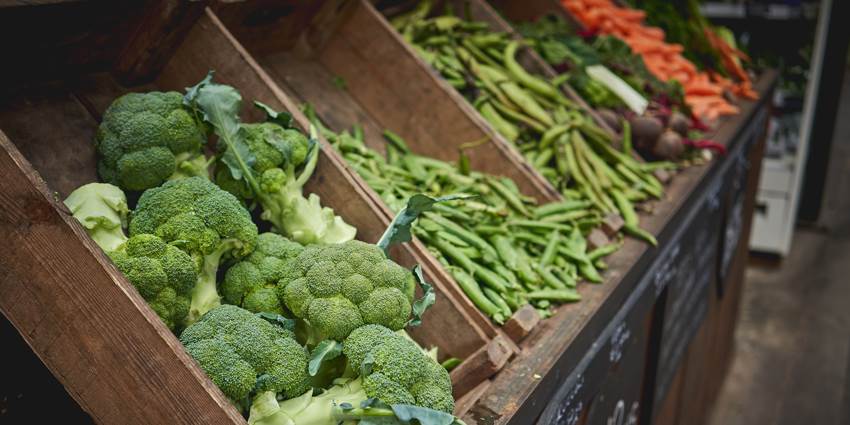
0,4,508,422
213,0,570,352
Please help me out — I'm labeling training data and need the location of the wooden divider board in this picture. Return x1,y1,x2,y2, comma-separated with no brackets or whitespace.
0,6,501,422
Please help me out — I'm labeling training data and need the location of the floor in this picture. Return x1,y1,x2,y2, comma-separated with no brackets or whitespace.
707,76,850,425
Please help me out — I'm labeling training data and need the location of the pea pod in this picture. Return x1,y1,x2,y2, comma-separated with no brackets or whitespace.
525,289,581,302
450,266,505,323
503,41,561,101
479,102,520,142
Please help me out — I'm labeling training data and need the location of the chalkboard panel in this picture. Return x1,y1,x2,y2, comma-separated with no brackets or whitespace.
718,106,769,288
536,266,657,425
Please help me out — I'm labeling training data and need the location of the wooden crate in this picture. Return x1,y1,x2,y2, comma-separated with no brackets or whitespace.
213,0,545,356
0,4,501,423
209,0,520,396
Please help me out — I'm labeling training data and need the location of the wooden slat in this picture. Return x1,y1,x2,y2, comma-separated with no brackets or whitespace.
321,0,560,202
113,0,206,84
0,130,244,424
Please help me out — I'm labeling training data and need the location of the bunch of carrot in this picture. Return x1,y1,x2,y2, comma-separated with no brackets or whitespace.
561,0,752,122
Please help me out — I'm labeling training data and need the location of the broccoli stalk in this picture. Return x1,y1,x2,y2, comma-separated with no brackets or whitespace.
184,74,356,245
187,241,233,324
248,378,461,425
171,151,214,181
256,137,355,244
64,182,129,252
130,177,258,325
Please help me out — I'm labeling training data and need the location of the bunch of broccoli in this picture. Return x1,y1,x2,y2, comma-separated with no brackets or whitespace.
65,75,457,424
94,91,210,191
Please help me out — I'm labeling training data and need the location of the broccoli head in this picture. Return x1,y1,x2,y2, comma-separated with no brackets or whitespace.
215,123,308,202
180,305,311,407
247,324,455,425
221,233,303,315
64,182,129,252
343,325,454,413
186,77,356,245
109,234,196,331
95,91,208,191
277,240,416,341
130,177,258,324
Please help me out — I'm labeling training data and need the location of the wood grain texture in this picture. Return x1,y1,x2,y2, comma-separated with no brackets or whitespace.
503,305,542,343
324,0,560,202
468,72,776,424
114,0,206,84
0,130,244,424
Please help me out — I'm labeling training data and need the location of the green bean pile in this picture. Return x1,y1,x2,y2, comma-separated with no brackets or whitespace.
308,111,621,322
391,3,664,244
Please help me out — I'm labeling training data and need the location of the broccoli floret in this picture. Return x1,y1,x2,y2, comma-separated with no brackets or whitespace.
277,241,416,341
180,305,311,409
109,234,196,331
344,325,454,413
222,122,355,245
95,91,209,191
221,233,303,315
186,78,356,245
215,123,306,201
64,182,129,252
248,324,455,425
130,177,258,324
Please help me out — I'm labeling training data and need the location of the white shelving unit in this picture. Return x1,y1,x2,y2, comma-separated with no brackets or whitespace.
749,0,830,255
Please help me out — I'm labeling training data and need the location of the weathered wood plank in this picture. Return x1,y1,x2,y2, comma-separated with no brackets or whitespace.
0,130,244,424
113,0,206,84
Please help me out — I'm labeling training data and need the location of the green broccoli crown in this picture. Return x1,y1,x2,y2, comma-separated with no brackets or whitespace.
215,123,309,201
343,325,454,413
221,233,304,315
129,177,257,259
96,91,207,191
180,305,311,403
277,241,416,340
109,234,196,331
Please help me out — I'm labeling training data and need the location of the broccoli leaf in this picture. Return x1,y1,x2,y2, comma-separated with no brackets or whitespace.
183,71,214,107
377,193,473,255
346,399,457,425
254,101,294,129
255,312,296,331
185,76,257,184
406,265,435,328
308,340,342,376
390,404,456,425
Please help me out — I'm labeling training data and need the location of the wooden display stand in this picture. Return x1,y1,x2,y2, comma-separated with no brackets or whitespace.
0,1,774,424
